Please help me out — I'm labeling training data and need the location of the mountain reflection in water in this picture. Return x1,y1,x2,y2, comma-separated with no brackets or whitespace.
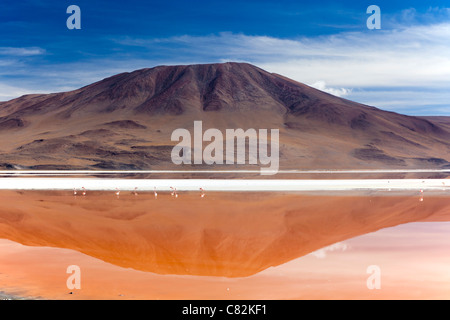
0,190,448,278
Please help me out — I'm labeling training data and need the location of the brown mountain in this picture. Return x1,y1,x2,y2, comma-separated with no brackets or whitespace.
0,62,449,175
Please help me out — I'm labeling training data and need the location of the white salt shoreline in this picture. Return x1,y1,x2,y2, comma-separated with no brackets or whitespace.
0,169,449,175
0,178,447,191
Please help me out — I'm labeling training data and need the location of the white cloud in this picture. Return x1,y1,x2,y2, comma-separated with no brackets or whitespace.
346,88,450,115
0,47,46,56
253,24,450,89
117,23,450,90
311,81,351,97
0,83,50,101
311,242,349,259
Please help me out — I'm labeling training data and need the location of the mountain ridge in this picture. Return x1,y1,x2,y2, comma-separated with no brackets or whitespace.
0,62,449,175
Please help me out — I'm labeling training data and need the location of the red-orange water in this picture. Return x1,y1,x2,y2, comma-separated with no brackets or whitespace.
0,190,449,299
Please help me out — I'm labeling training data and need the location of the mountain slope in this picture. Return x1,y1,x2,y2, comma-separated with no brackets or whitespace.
0,62,449,174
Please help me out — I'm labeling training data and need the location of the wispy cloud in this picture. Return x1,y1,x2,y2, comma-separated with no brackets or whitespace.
114,21,450,89
0,47,46,56
312,242,349,259
384,7,450,27
0,83,45,101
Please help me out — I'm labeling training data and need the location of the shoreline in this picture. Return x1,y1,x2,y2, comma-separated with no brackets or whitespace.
0,290,37,300
0,178,447,192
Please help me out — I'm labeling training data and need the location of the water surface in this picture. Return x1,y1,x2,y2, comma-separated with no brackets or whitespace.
0,189,449,299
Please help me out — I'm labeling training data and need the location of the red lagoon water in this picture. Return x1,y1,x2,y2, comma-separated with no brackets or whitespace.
0,190,449,299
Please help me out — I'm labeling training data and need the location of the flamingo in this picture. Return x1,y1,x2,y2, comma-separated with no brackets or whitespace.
133,187,138,196
82,187,86,196
420,189,424,202
200,187,205,198
73,188,77,196
170,187,178,198
115,188,120,197
154,187,158,199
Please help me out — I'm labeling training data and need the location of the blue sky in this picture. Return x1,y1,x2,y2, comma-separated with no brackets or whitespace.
1,0,450,115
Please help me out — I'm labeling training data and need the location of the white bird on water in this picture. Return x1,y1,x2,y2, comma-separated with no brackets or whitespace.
170,187,178,198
